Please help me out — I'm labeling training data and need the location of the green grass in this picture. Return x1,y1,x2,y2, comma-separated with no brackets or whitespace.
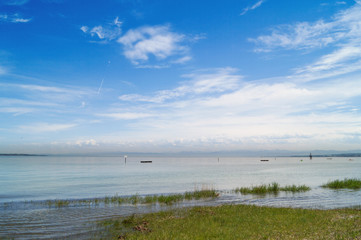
281,184,311,192
96,204,361,240
322,178,361,189
233,183,311,195
44,189,219,208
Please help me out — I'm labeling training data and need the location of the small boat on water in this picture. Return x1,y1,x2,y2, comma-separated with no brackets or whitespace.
260,159,269,162
140,161,152,163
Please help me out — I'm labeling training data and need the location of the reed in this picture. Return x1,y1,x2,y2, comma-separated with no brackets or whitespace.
281,184,311,192
44,189,219,208
234,182,280,194
184,189,219,200
234,183,311,195
321,178,361,189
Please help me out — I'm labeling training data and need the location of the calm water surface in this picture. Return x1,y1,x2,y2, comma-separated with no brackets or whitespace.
1,156,360,239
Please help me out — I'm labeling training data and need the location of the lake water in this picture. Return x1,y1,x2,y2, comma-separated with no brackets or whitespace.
1,156,360,239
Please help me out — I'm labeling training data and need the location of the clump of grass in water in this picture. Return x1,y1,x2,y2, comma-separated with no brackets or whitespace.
185,189,219,200
234,182,280,195
48,199,70,208
234,183,311,195
322,178,361,189
157,194,184,205
281,184,311,192
142,195,158,204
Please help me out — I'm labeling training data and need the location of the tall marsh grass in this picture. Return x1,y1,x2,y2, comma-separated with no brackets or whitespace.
234,182,311,195
45,189,219,208
322,178,361,189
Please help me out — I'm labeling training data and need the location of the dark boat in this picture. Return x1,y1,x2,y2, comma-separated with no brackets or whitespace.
260,159,269,162
140,161,152,163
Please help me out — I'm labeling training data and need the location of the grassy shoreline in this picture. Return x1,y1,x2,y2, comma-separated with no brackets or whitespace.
97,204,361,239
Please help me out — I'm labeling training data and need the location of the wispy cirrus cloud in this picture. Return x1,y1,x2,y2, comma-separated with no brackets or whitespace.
119,67,241,103
18,123,77,133
117,25,191,66
0,107,35,116
0,13,31,23
240,0,265,16
251,1,361,81
0,82,94,117
81,17,122,41
98,112,153,120
250,1,361,52
293,43,361,81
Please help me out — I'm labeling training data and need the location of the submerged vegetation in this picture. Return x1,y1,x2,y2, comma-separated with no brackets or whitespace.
45,189,219,208
97,204,361,240
234,182,311,195
280,184,311,193
35,183,314,208
322,178,361,189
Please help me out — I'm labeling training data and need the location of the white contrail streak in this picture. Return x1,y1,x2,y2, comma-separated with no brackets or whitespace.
97,78,104,95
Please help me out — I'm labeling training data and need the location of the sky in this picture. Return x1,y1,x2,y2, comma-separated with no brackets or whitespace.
1,0,361,154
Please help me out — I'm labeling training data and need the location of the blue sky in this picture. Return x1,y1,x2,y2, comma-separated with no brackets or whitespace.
1,0,361,154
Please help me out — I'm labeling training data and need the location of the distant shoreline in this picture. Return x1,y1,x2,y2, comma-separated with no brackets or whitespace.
291,153,361,157
1,153,360,157
0,154,48,156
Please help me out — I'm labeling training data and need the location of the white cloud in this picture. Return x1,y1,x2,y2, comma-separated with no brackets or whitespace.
251,2,361,81
89,25,121,40
18,123,77,133
17,84,76,93
250,20,336,51
293,44,361,81
114,16,122,27
99,112,153,120
240,0,265,16
171,56,192,64
0,98,58,107
0,107,35,116
117,25,190,65
0,14,31,23
0,83,95,119
11,17,31,23
81,17,122,41
75,139,98,146
251,2,361,51
81,21,198,66
134,64,169,69
119,68,242,103
102,66,361,151
80,26,89,33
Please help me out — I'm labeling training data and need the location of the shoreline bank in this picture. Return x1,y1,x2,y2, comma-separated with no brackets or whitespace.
96,203,361,239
